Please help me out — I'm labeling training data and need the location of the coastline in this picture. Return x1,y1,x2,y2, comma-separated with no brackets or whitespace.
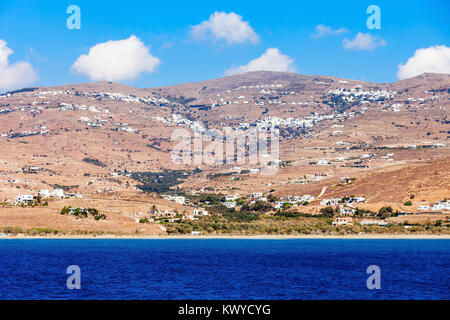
1,234,450,240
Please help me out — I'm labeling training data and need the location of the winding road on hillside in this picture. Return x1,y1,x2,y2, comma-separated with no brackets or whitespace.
317,186,328,199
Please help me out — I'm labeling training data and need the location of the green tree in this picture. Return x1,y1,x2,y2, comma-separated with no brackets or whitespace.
320,206,335,217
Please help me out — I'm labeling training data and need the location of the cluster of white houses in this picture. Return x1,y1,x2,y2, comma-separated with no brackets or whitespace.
274,194,315,209
147,207,209,222
14,189,82,205
332,217,389,226
328,86,397,102
154,114,206,133
320,196,365,206
418,201,450,212
162,194,188,205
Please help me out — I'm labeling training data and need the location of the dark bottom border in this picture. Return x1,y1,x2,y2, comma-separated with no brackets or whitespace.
1,300,447,318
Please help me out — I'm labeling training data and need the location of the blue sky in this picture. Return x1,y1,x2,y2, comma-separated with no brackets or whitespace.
0,0,449,90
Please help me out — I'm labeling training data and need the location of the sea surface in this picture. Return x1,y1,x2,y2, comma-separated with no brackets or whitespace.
0,239,448,300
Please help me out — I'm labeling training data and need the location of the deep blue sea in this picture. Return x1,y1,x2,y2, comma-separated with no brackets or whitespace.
0,239,448,300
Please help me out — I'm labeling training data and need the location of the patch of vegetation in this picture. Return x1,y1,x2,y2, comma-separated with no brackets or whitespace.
131,168,201,193
162,214,450,235
207,172,234,179
0,226,25,235
241,201,273,213
50,184,79,191
60,206,106,220
378,206,394,219
4,87,38,95
319,206,336,217
165,95,196,105
188,193,225,207
222,211,260,222
26,228,59,235
83,158,106,167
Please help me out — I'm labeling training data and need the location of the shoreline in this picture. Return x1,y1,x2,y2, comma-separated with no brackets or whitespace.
1,234,450,240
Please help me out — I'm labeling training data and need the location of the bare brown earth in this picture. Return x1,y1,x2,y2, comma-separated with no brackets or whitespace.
0,71,449,234
0,206,165,235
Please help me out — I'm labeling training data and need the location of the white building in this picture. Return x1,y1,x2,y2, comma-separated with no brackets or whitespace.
274,201,287,209
225,194,240,201
332,217,353,226
321,198,340,206
300,194,315,202
193,208,209,216
162,195,186,205
360,220,388,226
339,205,355,215
51,189,65,198
224,201,236,209
317,159,329,165
431,204,445,211
38,189,50,198
15,195,34,204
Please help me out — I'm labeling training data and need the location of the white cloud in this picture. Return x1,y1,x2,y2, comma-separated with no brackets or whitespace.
225,48,295,76
312,25,348,38
0,40,38,91
343,32,386,51
190,11,259,45
397,45,450,80
71,35,160,81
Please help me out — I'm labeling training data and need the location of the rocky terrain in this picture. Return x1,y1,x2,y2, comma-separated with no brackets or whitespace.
0,71,449,235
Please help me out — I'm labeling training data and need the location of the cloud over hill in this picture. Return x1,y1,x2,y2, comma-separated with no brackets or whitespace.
71,35,160,81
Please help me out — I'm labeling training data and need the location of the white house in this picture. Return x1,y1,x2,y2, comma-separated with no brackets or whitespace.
51,189,65,198
431,204,445,211
162,195,186,205
172,196,186,205
418,205,430,211
332,217,353,226
38,189,50,198
300,194,315,202
251,192,263,198
15,195,34,204
193,208,209,216
321,198,340,206
317,159,329,165
360,220,388,226
339,205,355,215
274,201,287,209
224,201,236,209
225,194,240,201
